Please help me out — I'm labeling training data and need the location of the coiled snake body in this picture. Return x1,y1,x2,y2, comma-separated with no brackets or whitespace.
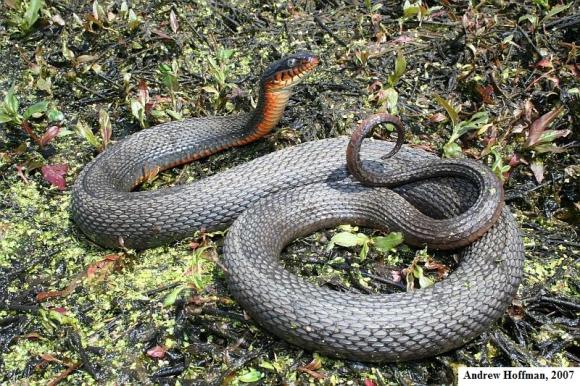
72,52,524,361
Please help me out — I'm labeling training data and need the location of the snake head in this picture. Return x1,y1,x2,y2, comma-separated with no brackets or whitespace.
261,51,319,91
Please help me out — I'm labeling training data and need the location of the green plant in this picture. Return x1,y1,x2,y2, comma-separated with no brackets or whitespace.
210,48,234,90
0,86,64,148
327,225,404,260
0,87,24,125
163,243,217,306
74,109,113,152
402,248,434,291
490,146,511,182
8,0,43,34
368,50,407,114
434,94,489,158
75,119,101,149
158,61,179,92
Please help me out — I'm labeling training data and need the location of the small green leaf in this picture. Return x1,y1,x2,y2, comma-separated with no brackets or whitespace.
163,285,185,307
403,6,420,18
331,232,360,248
383,88,399,114
453,111,489,139
338,224,358,232
534,129,571,146
373,232,404,252
23,101,48,119
21,0,43,32
518,14,538,26
388,50,407,86
259,361,276,371
75,119,100,148
443,142,462,158
237,368,263,383
544,3,572,20
4,87,19,116
360,241,370,259
218,48,235,61
166,110,182,120
47,108,64,122
419,275,434,288
433,94,458,129
130,99,145,127
0,112,14,123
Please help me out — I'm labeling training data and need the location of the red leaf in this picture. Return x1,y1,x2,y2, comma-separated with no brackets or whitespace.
146,345,167,359
138,79,150,106
364,380,377,386
525,106,564,148
21,121,40,143
508,153,528,167
41,164,68,190
535,57,553,69
38,125,61,147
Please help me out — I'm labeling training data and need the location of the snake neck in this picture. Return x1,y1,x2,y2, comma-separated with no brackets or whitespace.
238,82,292,145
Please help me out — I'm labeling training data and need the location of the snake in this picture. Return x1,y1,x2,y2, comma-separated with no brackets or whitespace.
72,52,524,362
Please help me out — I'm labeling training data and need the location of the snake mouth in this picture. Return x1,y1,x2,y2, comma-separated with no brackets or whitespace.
262,52,319,91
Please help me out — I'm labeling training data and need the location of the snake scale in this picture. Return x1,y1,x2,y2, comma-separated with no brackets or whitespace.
72,52,524,361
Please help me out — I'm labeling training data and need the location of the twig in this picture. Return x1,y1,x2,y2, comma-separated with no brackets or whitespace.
314,15,348,48
544,14,580,30
74,81,108,99
47,362,82,386
516,25,544,58
67,329,100,380
361,271,405,290
538,296,580,311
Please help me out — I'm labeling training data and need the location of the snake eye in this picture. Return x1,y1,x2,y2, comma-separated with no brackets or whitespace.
286,58,297,67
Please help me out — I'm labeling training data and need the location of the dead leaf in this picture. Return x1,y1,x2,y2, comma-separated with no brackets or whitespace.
476,84,494,104
530,159,544,183
87,254,122,281
428,112,447,123
15,165,29,184
152,28,173,41
523,99,536,123
21,332,44,340
170,10,179,33
424,258,450,279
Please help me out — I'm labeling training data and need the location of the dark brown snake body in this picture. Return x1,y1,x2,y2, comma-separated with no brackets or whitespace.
72,53,524,361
